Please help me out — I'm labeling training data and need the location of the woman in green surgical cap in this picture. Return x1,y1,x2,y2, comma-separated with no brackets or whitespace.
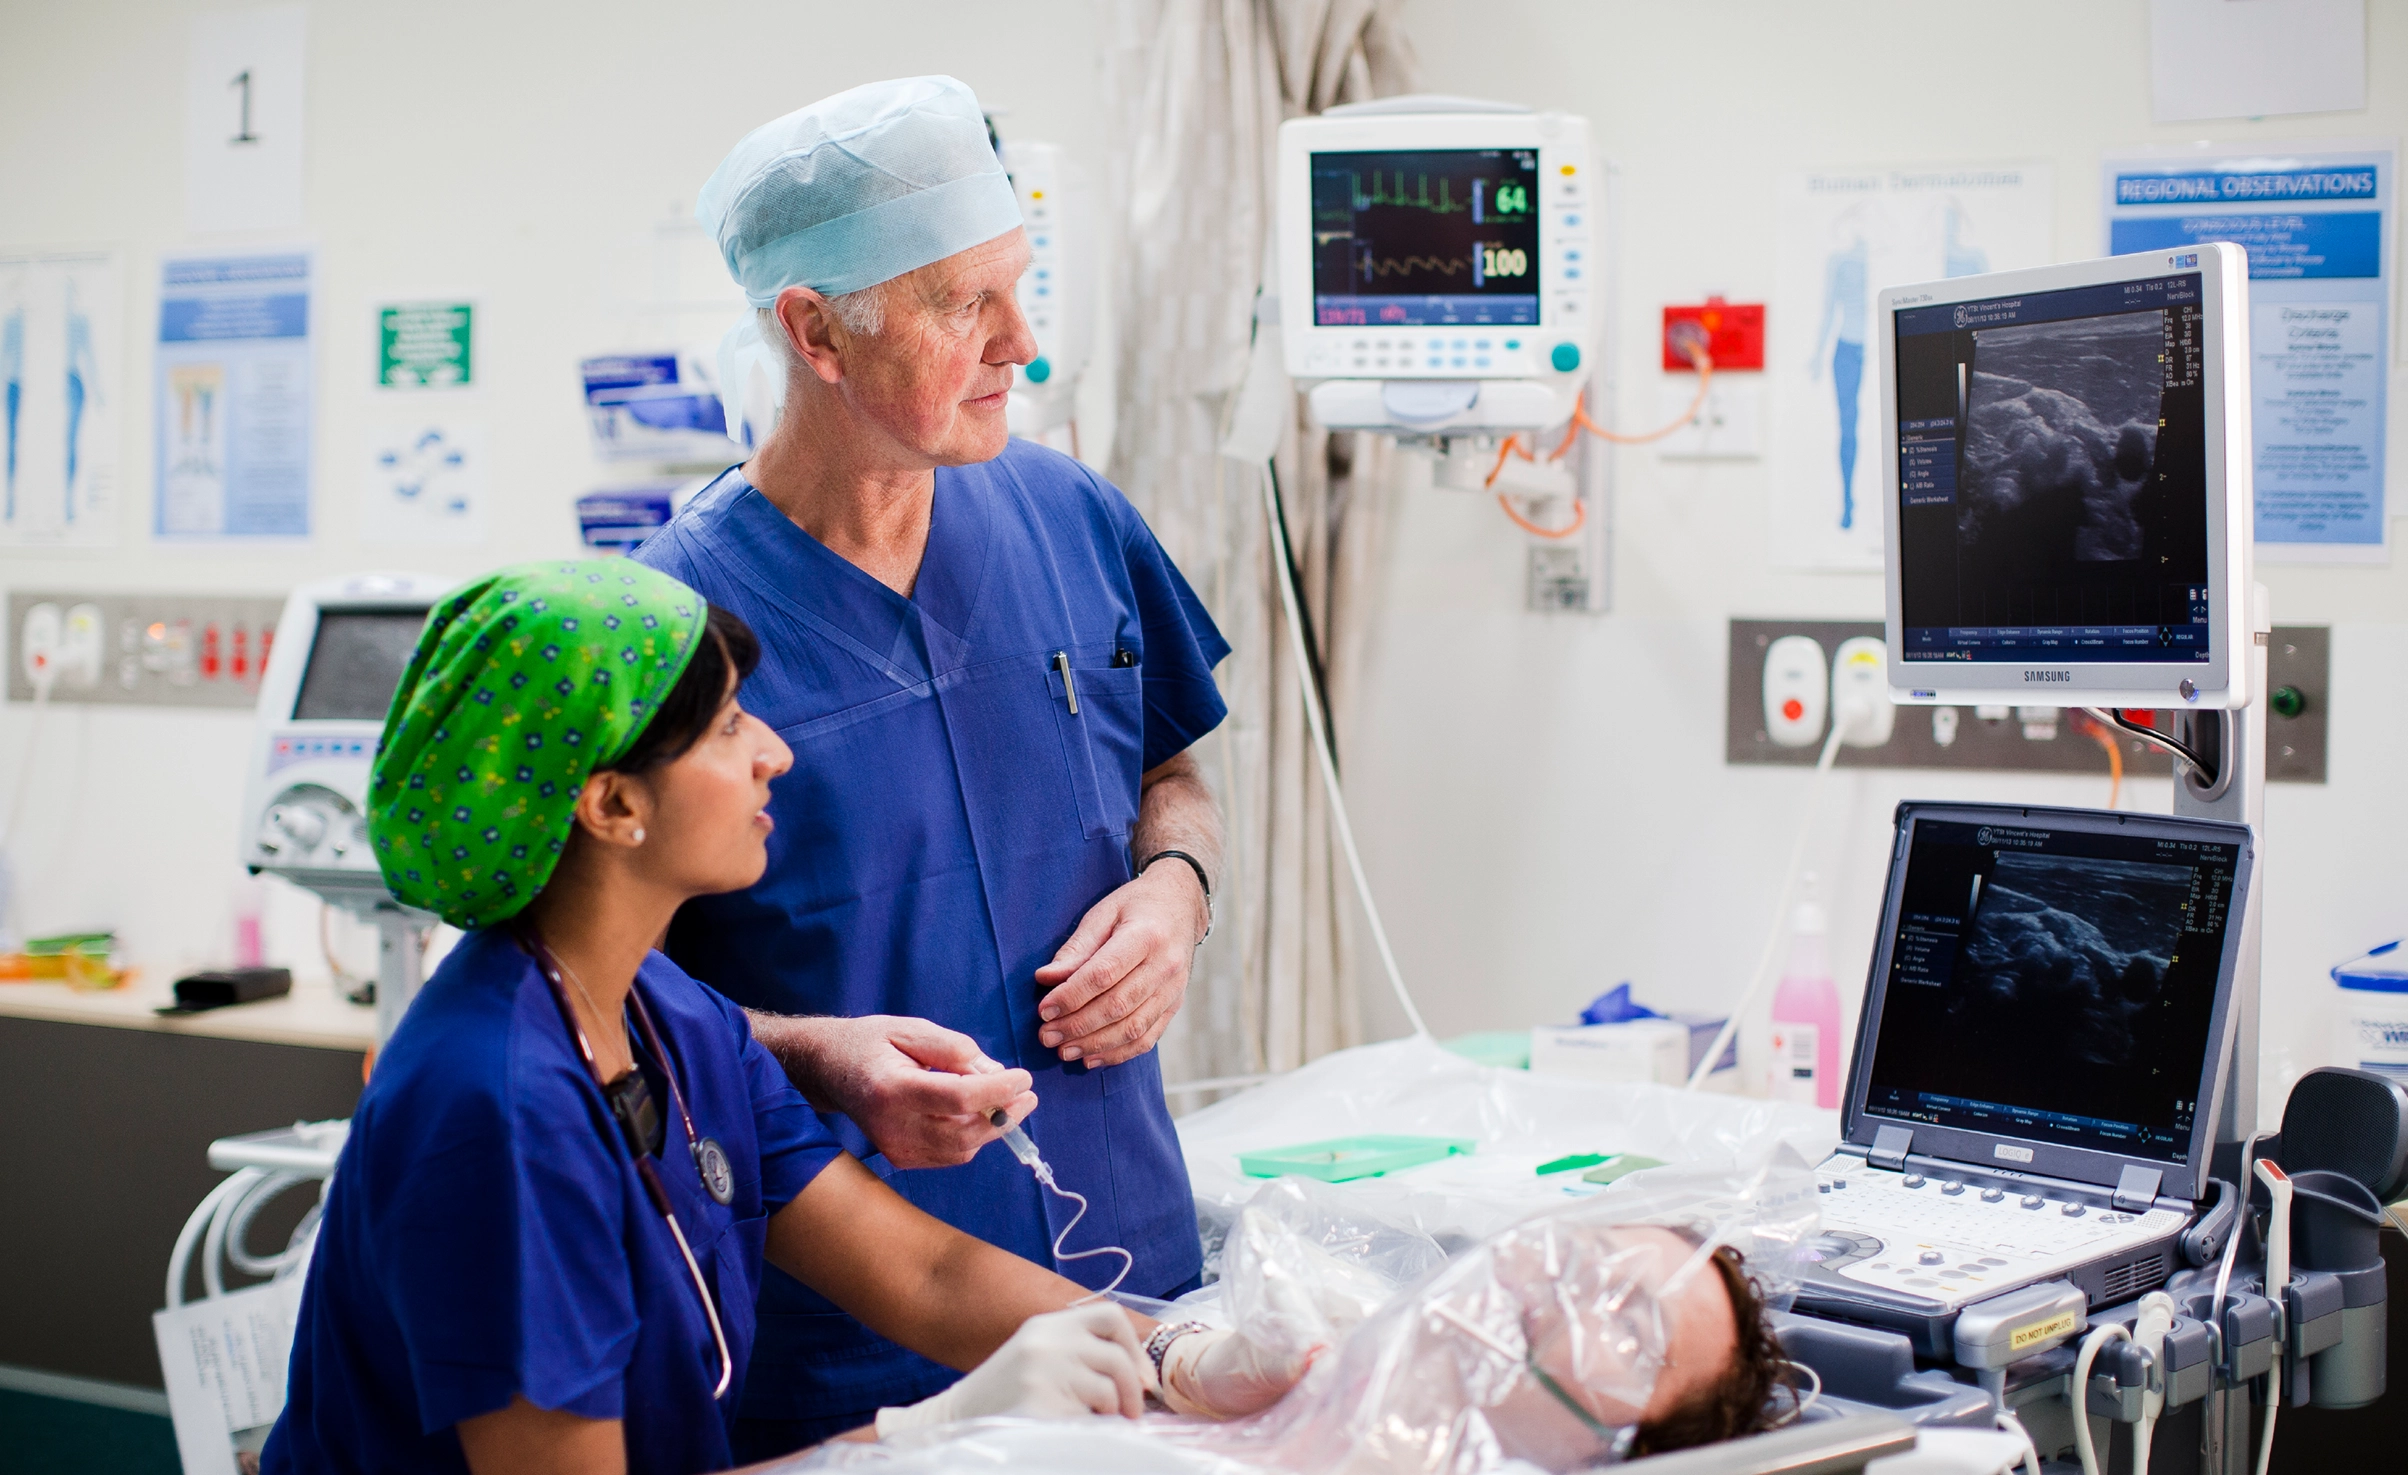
260,561,1299,1475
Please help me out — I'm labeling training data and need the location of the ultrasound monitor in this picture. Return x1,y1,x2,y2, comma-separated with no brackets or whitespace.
1878,243,2254,710
1277,102,1596,431
1844,803,2254,1200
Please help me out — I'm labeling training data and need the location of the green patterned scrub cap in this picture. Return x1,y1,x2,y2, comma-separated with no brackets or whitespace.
369,560,707,930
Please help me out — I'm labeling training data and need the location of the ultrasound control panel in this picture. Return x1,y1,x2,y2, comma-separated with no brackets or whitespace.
1810,1161,2183,1308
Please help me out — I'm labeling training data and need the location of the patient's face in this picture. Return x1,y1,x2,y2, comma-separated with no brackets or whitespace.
1490,1225,1741,1462
1619,1228,1740,1423
1188,1217,1752,1475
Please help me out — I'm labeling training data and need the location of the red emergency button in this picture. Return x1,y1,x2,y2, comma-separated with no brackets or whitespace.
1781,697,1805,722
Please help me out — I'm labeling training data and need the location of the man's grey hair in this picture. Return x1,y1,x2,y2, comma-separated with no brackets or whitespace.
757,283,884,374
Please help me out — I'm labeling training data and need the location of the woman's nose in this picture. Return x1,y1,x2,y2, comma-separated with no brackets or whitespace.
758,725,794,779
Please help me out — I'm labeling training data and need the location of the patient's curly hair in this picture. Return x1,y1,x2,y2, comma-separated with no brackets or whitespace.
1625,1246,1794,1457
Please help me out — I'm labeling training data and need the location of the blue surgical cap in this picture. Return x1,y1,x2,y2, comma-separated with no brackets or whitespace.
697,76,1024,307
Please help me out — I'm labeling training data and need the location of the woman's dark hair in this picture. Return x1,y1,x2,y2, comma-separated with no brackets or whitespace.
1625,1246,1794,1457
606,604,761,773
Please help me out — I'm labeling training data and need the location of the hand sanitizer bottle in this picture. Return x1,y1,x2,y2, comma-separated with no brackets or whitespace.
1768,877,1840,1108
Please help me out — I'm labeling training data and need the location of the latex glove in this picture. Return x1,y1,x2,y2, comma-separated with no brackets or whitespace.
874,1304,1145,1437
1157,1327,1315,1419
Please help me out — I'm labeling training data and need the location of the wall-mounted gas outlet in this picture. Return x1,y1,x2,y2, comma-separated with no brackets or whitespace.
1527,546,1590,612
7,591,289,709
1760,634,1828,747
1830,636,1894,747
1726,619,2327,783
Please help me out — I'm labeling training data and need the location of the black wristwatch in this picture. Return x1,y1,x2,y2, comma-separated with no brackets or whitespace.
1139,849,1214,946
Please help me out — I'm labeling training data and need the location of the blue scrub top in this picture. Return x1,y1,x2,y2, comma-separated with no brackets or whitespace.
631,439,1229,1427
262,928,841,1475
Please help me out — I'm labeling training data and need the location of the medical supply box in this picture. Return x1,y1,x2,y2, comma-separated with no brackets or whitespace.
2332,940,2408,1082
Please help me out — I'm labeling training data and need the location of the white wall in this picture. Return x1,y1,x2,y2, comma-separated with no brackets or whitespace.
1351,0,2408,1129
2,2,2401,1132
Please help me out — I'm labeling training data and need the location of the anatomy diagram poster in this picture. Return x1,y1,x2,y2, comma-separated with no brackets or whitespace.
155,250,313,541
2103,144,2392,561
1770,164,2055,570
0,249,123,548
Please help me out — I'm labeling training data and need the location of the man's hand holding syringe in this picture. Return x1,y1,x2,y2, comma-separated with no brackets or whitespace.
749,1012,1313,1427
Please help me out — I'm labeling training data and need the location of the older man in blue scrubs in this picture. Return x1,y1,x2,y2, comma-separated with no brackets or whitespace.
636,77,1228,1460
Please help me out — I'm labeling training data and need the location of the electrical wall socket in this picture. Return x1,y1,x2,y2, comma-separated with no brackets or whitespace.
7,591,289,709
1725,619,2328,783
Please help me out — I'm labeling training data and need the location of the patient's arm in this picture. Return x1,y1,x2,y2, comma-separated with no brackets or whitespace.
766,1153,1147,1374
456,1397,623,1475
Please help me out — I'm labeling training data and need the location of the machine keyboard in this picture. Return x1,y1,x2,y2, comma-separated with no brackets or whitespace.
1810,1163,2185,1302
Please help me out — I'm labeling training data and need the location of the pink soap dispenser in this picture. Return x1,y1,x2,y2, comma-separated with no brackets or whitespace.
1768,875,1841,1108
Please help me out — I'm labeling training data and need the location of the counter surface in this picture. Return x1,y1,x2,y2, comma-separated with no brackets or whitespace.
0,976,375,1051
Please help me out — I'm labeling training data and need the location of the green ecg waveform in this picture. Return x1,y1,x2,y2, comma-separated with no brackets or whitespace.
1345,172,1528,216
1351,172,1462,214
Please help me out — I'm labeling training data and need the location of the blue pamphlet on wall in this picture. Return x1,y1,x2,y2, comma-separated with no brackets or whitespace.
154,251,314,541
2102,145,2393,561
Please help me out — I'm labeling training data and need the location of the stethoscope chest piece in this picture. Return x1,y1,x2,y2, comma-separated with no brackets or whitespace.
694,1137,735,1206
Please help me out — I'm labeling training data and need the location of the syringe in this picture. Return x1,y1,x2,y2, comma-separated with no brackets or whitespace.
988,1107,1047,1174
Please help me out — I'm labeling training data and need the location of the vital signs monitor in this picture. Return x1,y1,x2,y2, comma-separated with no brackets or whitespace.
1878,243,2253,710
1277,99,1596,432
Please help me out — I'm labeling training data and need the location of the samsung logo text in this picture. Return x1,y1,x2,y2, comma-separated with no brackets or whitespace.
2023,670,2072,683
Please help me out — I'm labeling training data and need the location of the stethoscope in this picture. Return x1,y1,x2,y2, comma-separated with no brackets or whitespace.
521,928,737,1399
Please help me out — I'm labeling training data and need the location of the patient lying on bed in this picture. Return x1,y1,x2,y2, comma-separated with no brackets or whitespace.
1159,1213,1795,1472
792,1163,1811,1475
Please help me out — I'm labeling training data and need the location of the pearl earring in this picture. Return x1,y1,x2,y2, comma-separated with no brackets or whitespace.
631,828,646,844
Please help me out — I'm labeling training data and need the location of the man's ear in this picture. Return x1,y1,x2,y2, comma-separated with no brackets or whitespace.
776,288,849,386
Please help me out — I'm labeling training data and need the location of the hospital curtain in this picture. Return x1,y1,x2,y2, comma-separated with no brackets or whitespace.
1103,0,1418,1094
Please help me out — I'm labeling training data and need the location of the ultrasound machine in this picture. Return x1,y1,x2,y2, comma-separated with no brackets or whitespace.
1798,802,2253,1347
1735,244,2406,1475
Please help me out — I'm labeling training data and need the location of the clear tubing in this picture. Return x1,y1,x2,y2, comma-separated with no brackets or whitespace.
992,1110,1132,1301
1687,721,1848,1090
1261,462,1431,1040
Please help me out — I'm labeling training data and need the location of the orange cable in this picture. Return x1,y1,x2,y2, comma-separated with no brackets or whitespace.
1494,492,1587,538
1485,343,1715,536
2076,712,2124,809
1484,430,1585,536
1571,344,1715,447
1483,432,1531,488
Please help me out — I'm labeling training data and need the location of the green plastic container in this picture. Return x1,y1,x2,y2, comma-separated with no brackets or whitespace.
1441,1030,1531,1070
1581,1154,1665,1186
1236,1134,1476,1183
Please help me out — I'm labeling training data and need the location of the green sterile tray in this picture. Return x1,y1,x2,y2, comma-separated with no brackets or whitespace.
1237,1135,1476,1183
1442,1030,1532,1070
1581,1154,1665,1186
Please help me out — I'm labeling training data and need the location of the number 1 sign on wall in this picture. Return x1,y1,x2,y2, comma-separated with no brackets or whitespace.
186,7,305,234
